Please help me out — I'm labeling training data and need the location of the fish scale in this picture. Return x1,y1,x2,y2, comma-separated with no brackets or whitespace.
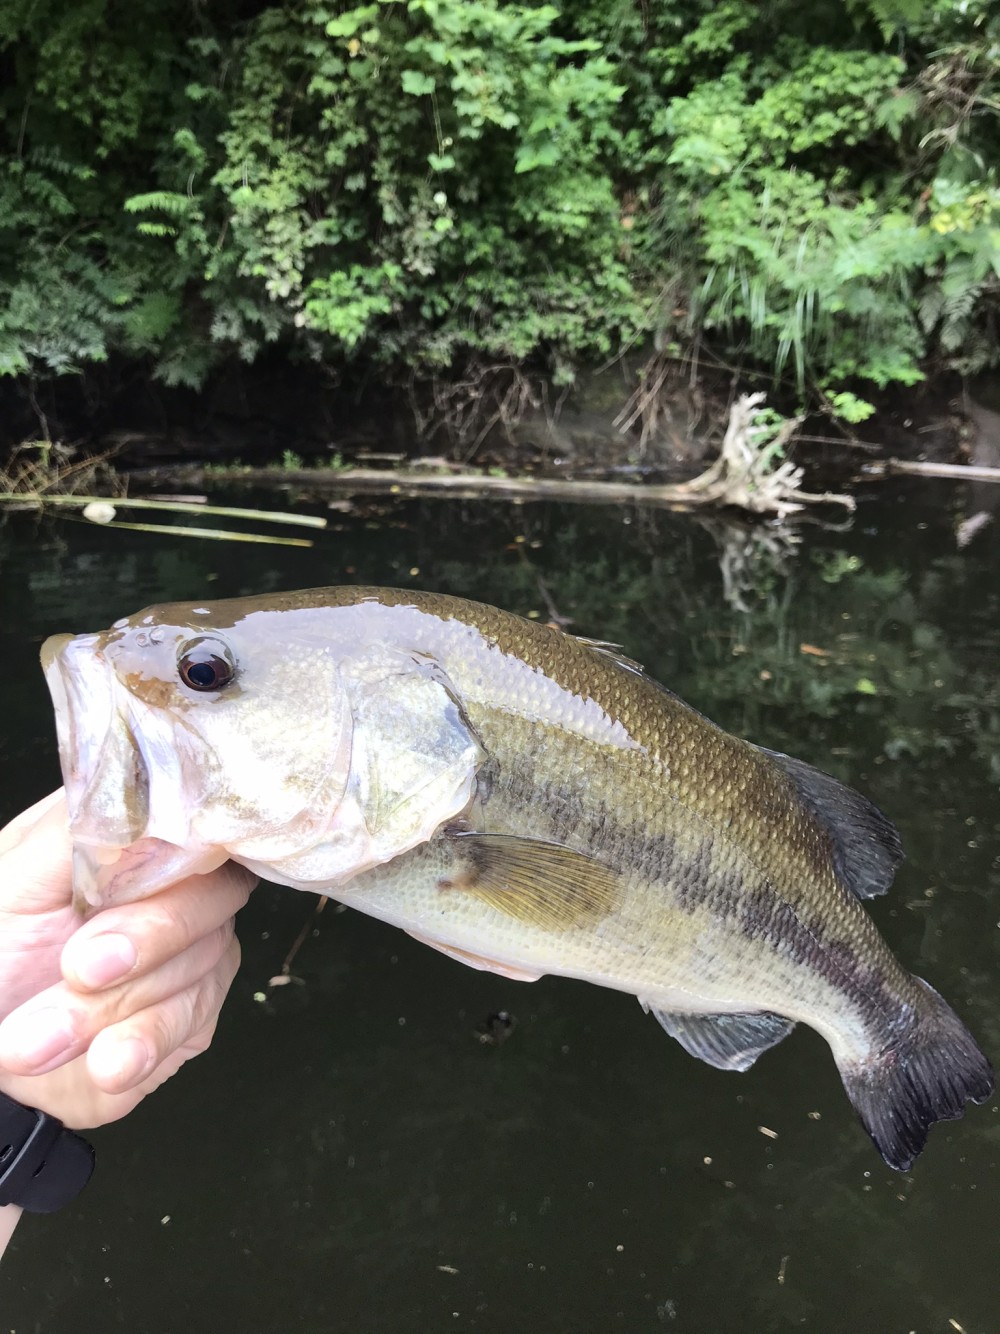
41,585,993,1170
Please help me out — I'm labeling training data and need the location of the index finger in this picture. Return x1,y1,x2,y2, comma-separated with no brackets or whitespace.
60,862,257,992
0,790,65,858
0,794,73,916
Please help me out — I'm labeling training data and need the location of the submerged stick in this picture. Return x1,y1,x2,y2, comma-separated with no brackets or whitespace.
269,896,329,987
102,520,313,547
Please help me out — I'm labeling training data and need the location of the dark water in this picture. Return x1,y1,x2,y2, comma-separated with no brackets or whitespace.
1,485,998,1333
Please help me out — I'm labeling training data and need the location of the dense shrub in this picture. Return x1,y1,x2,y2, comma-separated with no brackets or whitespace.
1,0,997,415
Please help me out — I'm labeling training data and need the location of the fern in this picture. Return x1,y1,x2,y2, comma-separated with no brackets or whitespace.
124,192,194,217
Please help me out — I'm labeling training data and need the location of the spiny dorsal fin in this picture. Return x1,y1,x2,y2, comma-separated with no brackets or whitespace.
641,1004,796,1072
573,636,645,676
443,831,621,931
756,746,903,900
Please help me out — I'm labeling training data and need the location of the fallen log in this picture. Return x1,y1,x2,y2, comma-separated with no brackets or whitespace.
151,395,854,519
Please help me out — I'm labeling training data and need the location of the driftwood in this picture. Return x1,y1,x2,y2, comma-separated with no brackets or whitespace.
656,393,854,517
882,458,1000,484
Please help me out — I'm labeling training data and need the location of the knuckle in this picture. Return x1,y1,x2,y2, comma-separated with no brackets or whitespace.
188,1014,220,1058
218,861,257,903
220,936,242,986
189,970,227,1037
148,1004,183,1061
93,895,194,961
199,922,235,976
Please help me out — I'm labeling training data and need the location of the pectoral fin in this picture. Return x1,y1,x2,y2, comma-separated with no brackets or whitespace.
443,831,620,931
641,1003,795,1072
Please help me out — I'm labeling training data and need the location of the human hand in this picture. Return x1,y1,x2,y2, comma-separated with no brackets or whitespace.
0,791,254,1131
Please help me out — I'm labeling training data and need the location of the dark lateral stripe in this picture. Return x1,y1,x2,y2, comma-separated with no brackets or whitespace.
734,868,888,1018
498,751,892,1026
666,832,890,1022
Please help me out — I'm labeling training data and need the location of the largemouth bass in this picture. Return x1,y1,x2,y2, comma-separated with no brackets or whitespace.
41,587,992,1169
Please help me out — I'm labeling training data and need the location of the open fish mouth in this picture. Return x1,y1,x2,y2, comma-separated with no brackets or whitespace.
42,630,151,852
41,631,231,909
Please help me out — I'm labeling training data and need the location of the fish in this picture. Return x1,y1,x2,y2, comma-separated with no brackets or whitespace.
41,586,993,1170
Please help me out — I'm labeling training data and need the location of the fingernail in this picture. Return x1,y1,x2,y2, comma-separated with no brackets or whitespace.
90,1035,150,1088
0,1007,77,1071
65,932,138,988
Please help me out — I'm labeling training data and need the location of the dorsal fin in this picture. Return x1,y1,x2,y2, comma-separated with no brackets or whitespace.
573,636,645,675
756,746,903,899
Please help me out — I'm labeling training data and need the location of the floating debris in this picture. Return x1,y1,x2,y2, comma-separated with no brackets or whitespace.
956,511,992,549
758,1125,779,1140
476,1010,517,1046
82,501,117,524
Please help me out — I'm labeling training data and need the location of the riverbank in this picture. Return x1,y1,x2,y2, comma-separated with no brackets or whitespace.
2,350,991,487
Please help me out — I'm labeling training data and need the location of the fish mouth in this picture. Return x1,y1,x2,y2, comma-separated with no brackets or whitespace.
41,631,151,852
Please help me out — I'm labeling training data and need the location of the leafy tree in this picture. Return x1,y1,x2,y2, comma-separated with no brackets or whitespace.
0,0,997,417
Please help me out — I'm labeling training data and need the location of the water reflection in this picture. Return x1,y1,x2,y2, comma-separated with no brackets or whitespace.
0,489,997,1332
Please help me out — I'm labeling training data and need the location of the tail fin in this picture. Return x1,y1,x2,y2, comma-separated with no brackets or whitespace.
839,978,993,1171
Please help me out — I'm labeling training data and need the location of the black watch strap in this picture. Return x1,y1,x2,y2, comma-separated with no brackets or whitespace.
0,1091,94,1213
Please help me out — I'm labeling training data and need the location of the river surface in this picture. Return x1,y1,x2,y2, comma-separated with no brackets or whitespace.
1,482,998,1332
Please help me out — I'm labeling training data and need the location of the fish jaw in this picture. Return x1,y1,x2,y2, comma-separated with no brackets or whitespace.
42,629,221,910
71,839,229,913
42,631,149,848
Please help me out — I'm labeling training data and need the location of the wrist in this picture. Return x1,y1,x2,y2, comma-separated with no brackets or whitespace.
0,1203,22,1261
0,1090,94,1215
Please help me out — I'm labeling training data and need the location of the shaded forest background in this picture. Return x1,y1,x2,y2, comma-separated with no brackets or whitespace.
1,0,998,440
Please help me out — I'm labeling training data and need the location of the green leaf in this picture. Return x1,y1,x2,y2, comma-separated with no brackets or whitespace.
325,6,378,38
401,69,435,97
827,391,876,423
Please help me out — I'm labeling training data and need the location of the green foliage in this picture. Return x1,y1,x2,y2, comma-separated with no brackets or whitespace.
825,392,876,424
0,0,998,407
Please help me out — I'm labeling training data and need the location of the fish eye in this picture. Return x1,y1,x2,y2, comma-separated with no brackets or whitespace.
177,637,236,693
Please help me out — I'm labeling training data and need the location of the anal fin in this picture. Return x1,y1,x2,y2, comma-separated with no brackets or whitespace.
406,931,544,982
641,1003,795,1072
